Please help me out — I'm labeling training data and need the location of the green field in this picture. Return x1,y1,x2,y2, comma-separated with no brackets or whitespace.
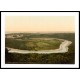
5,33,75,64
5,38,62,50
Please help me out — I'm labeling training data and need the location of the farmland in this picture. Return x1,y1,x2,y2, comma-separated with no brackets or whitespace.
5,33,75,64
5,38,62,51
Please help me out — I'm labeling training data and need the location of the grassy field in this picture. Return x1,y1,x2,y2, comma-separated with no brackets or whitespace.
5,38,62,50
5,33,75,64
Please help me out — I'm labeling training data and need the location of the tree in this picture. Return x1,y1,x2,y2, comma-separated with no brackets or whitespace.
5,48,8,54
5,48,9,62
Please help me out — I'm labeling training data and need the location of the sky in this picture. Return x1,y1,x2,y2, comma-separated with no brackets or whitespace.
5,16,75,33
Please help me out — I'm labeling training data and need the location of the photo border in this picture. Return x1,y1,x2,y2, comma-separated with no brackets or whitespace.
0,11,79,69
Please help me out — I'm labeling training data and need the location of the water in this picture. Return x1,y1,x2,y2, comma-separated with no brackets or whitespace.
7,40,72,54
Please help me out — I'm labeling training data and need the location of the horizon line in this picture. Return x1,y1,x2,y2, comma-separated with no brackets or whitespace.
5,31,75,34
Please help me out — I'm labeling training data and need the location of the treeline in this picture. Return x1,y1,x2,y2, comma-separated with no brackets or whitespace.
6,33,75,42
19,33,75,42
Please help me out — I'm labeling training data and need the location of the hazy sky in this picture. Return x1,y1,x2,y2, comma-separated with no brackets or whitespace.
5,16,75,33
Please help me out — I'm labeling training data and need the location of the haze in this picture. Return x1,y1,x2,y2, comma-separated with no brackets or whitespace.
5,16,75,33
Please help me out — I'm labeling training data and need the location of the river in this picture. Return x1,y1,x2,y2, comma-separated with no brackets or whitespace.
7,40,72,54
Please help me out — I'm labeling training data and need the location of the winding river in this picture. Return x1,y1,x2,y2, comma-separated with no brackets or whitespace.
7,40,72,54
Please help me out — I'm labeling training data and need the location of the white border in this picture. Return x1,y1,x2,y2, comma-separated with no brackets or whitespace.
1,12,79,68
1,12,78,16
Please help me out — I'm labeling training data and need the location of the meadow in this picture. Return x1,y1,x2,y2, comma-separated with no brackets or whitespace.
5,38,62,50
